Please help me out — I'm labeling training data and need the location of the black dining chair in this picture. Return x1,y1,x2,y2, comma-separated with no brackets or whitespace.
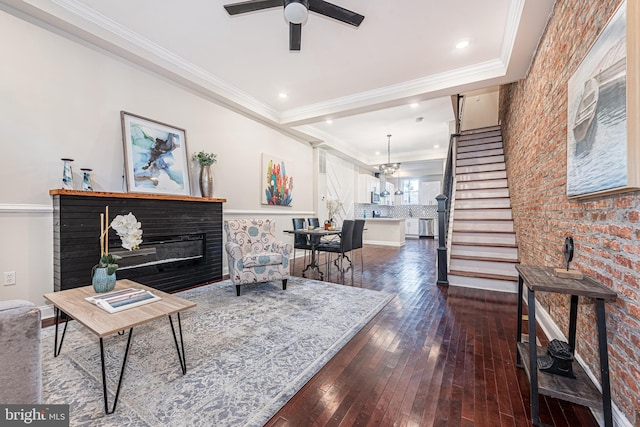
352,219,366,272
316,219,355,283
292,218,312,274
306,217,326,246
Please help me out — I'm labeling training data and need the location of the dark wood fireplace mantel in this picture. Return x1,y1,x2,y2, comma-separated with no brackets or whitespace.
50,189,226,293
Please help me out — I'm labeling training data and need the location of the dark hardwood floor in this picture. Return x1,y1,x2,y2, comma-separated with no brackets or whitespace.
266,238,599,427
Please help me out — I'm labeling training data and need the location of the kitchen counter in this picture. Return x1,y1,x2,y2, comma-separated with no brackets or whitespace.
362,218,405,246
365,217,403,221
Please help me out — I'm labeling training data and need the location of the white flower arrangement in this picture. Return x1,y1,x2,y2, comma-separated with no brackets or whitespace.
95,206,143,275
326,197,343,220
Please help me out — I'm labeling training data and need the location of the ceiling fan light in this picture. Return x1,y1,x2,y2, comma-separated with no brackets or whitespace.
284,1,308,24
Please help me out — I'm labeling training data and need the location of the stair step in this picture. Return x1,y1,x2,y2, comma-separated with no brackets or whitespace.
457,170,507,182
457,148,504,160
457,136,503,149
454,208,513,220
449,258,519,278
451,241,517,248
456,179,508,191
457,141,504,154
449,270,519,283
451,254,519,263
455,198,511,209
458,129,502,141
451,244,519,261
456,188,510,199
460,125,501,134
452,231,516,245
456,163,506,174
453,220,514,233
457,155,505,167
447,273,518,293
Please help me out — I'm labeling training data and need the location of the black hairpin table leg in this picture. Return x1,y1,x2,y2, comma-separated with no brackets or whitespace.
100,328,133,414
169,313,187,375
53,307,69,357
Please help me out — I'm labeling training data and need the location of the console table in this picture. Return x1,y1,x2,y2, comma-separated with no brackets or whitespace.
515,265,617,427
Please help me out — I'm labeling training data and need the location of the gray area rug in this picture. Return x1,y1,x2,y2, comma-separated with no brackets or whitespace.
40,277,394,426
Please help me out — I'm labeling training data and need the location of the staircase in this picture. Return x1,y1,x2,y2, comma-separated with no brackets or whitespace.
447,125,519,293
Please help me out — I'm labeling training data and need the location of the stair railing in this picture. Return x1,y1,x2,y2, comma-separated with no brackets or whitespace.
436,95,463,286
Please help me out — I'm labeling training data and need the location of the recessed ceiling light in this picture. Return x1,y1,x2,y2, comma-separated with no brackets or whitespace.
326,119,333,124
456,40,470,49
434,145,440,148
279,92,288,99
410,103,419,108
375,151,380,155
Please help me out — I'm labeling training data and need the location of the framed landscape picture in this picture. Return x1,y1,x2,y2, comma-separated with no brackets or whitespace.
566,0,640,198
262,153,293,206
121,111,191,196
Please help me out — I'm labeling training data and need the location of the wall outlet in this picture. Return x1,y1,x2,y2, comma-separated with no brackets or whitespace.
3,271,16,286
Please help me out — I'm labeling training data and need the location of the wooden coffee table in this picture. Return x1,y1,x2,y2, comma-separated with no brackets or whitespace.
43,279,196,414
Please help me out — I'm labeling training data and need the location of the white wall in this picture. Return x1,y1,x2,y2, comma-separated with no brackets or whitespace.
317,151,358,224
0,10,315,307
461,91,499,130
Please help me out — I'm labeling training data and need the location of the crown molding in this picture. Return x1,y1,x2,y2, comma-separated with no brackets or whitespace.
278,58,507,126
49,0,281,121
500,0,526,67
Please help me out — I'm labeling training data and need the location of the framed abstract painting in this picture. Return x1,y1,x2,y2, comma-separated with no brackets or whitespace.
120,111,191,196
566,0,640,198
262,153,293,206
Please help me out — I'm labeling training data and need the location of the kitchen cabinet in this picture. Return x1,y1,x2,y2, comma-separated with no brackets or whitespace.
357,174,380,203
405,218,419,236
363,218,405,246
420,181,441,205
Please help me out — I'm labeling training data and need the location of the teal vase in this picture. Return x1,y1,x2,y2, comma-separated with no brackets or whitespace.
92,267,116,293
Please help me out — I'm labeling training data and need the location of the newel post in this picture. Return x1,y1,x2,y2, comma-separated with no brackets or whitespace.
436,193,448,286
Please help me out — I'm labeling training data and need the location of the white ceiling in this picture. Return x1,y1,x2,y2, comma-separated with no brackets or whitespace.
1,0,555,175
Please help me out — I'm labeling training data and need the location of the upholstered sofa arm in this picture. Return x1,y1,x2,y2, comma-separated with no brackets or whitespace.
225,242,244,260
0,300,42,404
272,240,292,255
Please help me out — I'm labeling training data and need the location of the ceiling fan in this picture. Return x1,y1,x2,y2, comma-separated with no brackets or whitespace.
223,0,364,51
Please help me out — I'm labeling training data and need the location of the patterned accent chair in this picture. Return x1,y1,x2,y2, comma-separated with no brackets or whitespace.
224,219,291,296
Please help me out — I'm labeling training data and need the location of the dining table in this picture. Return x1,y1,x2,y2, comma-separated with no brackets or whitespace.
284,228,341,280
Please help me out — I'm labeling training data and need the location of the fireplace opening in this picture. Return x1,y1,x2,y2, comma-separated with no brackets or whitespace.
110,233,205,271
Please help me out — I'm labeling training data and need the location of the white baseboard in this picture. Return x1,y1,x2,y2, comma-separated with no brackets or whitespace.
39,304,55,321
448,274,517,293
363,240,405,247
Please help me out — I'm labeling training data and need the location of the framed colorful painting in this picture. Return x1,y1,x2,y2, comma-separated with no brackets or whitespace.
566,0,640,198
262,153,293,206
120,111,191,196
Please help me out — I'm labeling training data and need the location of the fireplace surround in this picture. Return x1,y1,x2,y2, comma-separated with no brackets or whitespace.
50,190,226,293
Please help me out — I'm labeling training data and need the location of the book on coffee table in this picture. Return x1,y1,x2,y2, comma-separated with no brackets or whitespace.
85,287,161,313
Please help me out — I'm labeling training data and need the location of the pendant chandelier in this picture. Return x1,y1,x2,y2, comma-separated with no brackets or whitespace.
394,168,404,195
379,134,400,176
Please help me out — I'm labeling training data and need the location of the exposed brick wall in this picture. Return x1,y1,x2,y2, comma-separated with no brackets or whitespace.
499,0,639,424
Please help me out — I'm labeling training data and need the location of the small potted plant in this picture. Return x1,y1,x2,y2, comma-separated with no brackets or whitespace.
192,151,217,198
326,197,343,228
93,206,143,292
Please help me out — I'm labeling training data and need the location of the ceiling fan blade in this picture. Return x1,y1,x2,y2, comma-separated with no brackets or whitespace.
308,0,364,26
289,23,302,50
224,0,282,15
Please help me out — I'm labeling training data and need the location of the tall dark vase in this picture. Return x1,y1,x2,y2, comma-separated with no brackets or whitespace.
199,165,214,198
